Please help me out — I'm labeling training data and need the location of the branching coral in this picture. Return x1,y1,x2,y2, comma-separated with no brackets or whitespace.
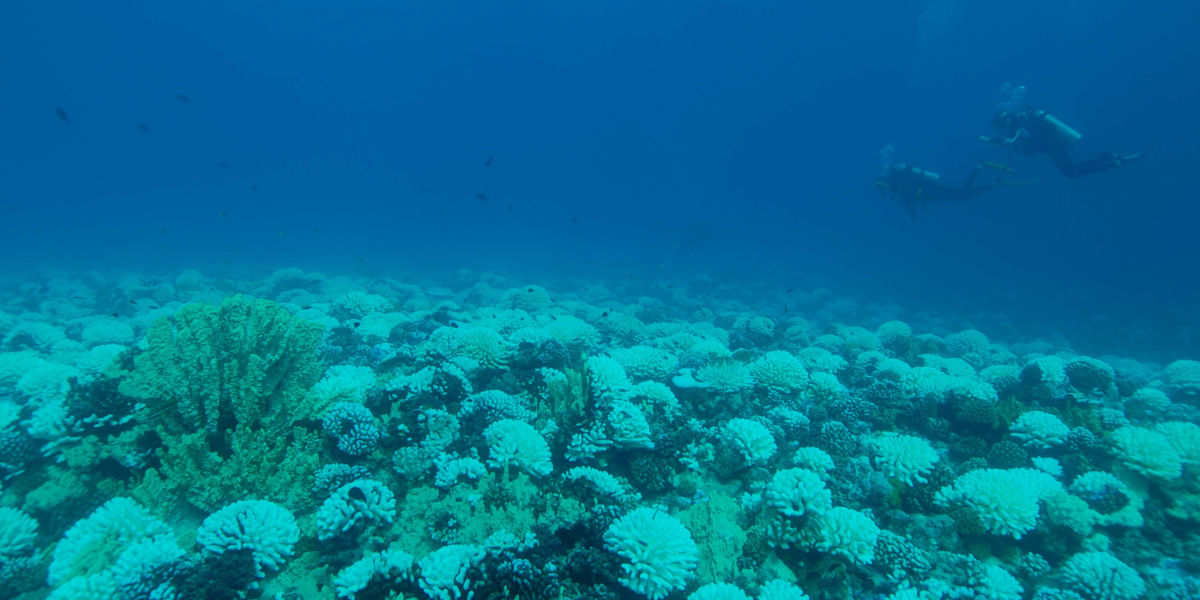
121,295,325,435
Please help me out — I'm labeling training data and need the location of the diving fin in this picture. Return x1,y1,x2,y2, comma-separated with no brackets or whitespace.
980,161,1017,174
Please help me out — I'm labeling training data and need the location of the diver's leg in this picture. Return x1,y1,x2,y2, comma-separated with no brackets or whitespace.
1046,144,1081,178
962,163,984,188
1070,154,1123,177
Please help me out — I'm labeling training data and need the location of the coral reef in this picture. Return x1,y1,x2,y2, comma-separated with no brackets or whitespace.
0,267,1195,600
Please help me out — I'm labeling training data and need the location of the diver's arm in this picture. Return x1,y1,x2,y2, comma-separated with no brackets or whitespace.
980,128,1027,148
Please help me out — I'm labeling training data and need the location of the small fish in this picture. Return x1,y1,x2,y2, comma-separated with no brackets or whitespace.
160,228,169,233
476,193,488,202
601,311,609,317
486,157,493,166
250,184,257,193
666,284,675,289
785,288,794,293
548,315,557,321
301,305,312,310
278,231,284,236
352,322,361,328
450,322,459,328
359,258,364,263
313,228,319,233
137,124,150,132
508,205,513,212
527,288,534,292
220,212,226,217
419,186,427,193
347,487,366,502
162,245,169,250
784,305,789,313
111,313,120,318
74,295,86,300
218,162,230,168
571,217,578,223
701,295,707,300
55,108,69,123
129,300,137,305
176,94,190,102
438,211,444,216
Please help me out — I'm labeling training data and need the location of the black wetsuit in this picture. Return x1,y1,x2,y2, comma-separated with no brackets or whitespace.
1000,110,1142,179
885,163,997,218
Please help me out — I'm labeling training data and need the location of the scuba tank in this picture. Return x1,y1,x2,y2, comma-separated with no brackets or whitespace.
1028,109,1082,145
888,163,940,184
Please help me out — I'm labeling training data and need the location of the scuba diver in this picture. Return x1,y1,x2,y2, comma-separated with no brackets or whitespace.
875,158,1026,219
985,107,1148,179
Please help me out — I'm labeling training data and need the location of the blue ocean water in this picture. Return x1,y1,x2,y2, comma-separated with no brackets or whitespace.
3,1,1200,599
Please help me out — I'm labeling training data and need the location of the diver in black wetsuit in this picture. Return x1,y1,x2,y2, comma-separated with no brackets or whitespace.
986,108,1148,179
876,161,1017,219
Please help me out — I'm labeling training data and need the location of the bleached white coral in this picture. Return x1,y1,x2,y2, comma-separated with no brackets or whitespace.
629,381,681,421
434,456,488,489
334,548,415,600
1154,421,1200,464
49,497,170,586
17,358,79,403
902,366,955,402
431,326,510,370
418,545,486,600
587,355,633,404
332,291,392,320
876,321,913,346
695,359,755,393
807,371,848,402
979,565,1022,600
603,508,698,600
802,506,880,565
565,466,638,502
764,468,831,517
870,433,939,485
689,583,750,600
316,480,397,540
310,365,378,406
484,419,554,476
1069,471,1143,528
792,447,834,479
0,507,38,559
1158,359,1200,400
197,500,299,576
458,390,535,423
80,319,135,346
1060,551,1146,600
758,579,810,600
1032,457,1063,477
545,315,600,347
1010,411,1070,449
721,418,777,466
566,422,613,462
609,401,656,450
609,346,679,381
1110,425,1182,480
749,351,809,393
935,468,1062,539
796,347,848,374
499,286,552,312
946,329,990,358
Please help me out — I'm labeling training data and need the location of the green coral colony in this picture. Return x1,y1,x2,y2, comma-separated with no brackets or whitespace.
1,267,1199,600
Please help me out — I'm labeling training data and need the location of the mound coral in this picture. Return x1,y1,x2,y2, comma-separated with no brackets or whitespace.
604,508,698,600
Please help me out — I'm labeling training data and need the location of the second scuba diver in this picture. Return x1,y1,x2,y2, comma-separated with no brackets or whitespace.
986,107,1148,179
876,161,1025,219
